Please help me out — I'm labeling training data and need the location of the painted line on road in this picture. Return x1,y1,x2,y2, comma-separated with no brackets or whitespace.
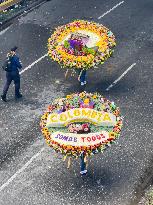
19,53,48,74
106,63,136,91
0,26,11,36
98,1,124,19
0,147,45,192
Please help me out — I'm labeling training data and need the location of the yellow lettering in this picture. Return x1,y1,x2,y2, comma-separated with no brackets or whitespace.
82,109,91,117
97,113,103,122
103,113,111,121
67,110,73,118
49,109,113,126
73,109,80,116
50,114,58,122
60,113,67,121
91,110,97,119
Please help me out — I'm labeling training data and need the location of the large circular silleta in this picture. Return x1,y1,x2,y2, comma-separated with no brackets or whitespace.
40,92,123,158
48,20,116,69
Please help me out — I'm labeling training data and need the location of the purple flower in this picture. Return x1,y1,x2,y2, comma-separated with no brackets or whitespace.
57,109,63,114
68,39,82,49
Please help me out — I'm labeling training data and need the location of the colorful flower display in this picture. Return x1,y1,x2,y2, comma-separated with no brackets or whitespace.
48,20,116,69
40,92,123,158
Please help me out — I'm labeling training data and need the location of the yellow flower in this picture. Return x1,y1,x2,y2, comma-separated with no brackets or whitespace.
109,132,116,139
66,95,72,99
93,95,97,99
79,92,86,98
84,98,90,104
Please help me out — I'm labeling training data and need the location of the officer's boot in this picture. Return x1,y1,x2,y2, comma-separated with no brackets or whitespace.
1,94,7,102
15,93,22,99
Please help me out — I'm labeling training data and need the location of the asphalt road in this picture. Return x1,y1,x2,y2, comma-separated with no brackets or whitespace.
0,0,153,204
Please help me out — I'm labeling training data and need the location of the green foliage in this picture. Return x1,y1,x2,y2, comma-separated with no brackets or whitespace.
64,40,70,49
82,47,95,55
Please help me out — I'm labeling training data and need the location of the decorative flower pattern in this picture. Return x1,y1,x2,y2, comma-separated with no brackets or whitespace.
40,92,123,158
48,20,116,69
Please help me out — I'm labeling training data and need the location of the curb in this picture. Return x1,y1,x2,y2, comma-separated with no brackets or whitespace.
0,0,48,31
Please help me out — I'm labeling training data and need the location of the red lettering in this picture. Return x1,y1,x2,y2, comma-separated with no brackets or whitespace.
96,135,101,140
81,137,86,142
100,134,105,138
87,137,91,142
92,136,96,141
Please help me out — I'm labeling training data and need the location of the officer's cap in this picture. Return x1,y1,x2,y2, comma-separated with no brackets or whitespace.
11,46,18,52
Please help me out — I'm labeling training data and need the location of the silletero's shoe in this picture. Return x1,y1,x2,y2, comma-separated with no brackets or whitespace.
15,93,22,99
80,170,87,175
1,95,7,102
84,81,87,85
81,82,84,86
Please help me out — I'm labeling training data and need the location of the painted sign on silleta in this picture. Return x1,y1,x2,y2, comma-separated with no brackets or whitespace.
51,131,110,147
46,108,117,127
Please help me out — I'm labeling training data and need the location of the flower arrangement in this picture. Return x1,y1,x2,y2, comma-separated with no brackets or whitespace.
48,20,116,69
68,123,90,134
40,92,123,158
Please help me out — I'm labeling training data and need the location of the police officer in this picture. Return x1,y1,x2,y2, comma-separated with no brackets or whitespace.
1,46,22,102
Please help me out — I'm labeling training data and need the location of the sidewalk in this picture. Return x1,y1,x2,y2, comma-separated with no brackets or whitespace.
0,0,48,30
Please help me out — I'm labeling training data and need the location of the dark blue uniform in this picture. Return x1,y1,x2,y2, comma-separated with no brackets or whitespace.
3,55,22,97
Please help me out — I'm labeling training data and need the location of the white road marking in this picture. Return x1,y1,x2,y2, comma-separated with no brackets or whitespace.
98,1,124,19
0,26,11,36
0,147,45,192
19,53,48,74
106,63,136,91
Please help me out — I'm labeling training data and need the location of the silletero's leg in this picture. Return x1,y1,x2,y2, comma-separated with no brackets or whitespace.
83,70,87,83
80,153,87,175
80,70,86,84
13,73,21,97
3,72,12,96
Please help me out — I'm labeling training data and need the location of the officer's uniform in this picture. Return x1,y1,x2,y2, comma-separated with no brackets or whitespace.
2,54,22,99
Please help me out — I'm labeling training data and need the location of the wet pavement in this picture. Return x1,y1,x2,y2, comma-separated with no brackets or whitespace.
0,0,153,204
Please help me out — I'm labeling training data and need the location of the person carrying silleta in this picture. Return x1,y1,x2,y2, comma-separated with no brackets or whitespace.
1,46,22,102
78,69,87,86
